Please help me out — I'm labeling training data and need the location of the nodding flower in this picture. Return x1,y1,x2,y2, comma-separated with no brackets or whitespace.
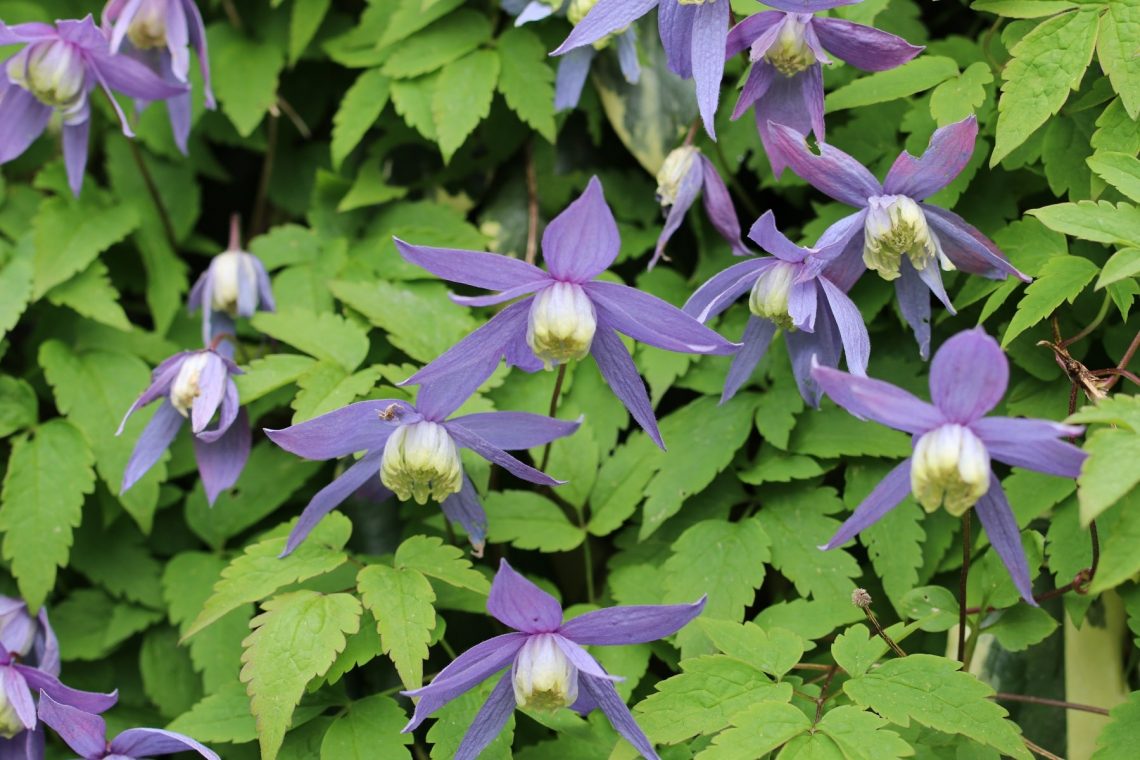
188,215,275,347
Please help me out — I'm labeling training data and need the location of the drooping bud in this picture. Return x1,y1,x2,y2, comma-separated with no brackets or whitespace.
0,600,36,658
209,251,260,316
169,352,212,418
656,146,698,207
6,40,87,116
527,283,598,369
126,0,170,49
380,421,463,505
862,195,942,281
748,261,798,329
512,634,579,711
910,424,990,516
761,15,817,76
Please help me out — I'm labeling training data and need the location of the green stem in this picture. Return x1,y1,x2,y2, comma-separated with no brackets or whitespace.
958,512,972,665
539,363,568,472
582,531,595,604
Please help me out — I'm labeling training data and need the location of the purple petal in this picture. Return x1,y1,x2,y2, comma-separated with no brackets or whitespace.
816,210,868,292
726,11,783,58
61,120,89,198
180,0,213,107
117,353,188,435
616,29,641,83
585,281,739,355
282,451,385,557
788,279,818,332
402,633,529,732
971,418,1086,478
194,378,241,444
974,481,1035,604
552,0,659,56
542,177,621,283
453,671,516,760
107,0,144,53
0,22,58,45
923,206,1029,281
0,83,52,165
762,0,862,9
684,258,773,323
786,302,840,407
554,636,621,682
822,458,912,549
446,422,562,487
591,322,663,448
440,475,487,555
766,123,881,206
162,0,190,81
517,1,555,25
22,668,118,714
195,408,251,506
756,67,825,178
395,238,549,291
929,328,1008,423
558,597,706,645
555,47,594,112
110,728,219,759
254,257,276,311
884,116,978,200
265,400,406,460
0,729,44,760
34,609,60,678
818,277,869,376
451,280,556,308
691,1,730,139
86,41,188,103
189,353,227,434
748,211,810,263
896,260,934,360
698,156,750,255
33,691,104,759
915,255,955,316
488,559,563,633
722,316,777,403
657,0,694,78
812,17,923,72
1,670,34,731
121,401,183,494
732,60,775,121
811,365,944,434
652,157,704,269
444,412,580,450
580,674,660,760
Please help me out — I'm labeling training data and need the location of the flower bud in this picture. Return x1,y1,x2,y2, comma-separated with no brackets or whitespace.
0,685,22,739
911,424,990,516
127,0,170,49
512,634,578,711
380,421,463,505
761,15,817,76
567,0,598,24
527,283,598,369
862,195,941,281
209,251,260,317
0,601,35,659
656,146,698,207
748,261,798,329
7,40,86,115
169,352,212,418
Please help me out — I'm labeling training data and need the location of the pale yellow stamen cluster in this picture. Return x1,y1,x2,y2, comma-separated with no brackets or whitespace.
527,283,598,369
380,421,463,505
911,424,990,516
512,634,578,711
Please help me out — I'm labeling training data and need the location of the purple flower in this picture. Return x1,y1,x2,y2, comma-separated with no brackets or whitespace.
768,116,1028,358
0,16,186,196
402,559,706,760
0,599,58,678
812,328,1088,603
653,144,749,268
396,178,738,449
102,0,214,153
727,0,921,176
37,691,218,760
553,0,732,137
118,348,251,505
0,644,117,745
188,215,275,346
554,0,640,111
266,397,580,557
685,210,868,405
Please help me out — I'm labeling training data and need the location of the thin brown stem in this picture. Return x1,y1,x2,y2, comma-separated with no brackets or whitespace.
1060,293,1110,348
538,363,568,472
1105,329,1140,390
1022,737,1065,760
250,114,279,238
958,512,971,664
220,0,243,29
524,141,539,266
275,97,312,138
863,607,907,658
991,692,1110,716
127,140,179,251
791,663,834,672
682,117,700,147
814,667,839,724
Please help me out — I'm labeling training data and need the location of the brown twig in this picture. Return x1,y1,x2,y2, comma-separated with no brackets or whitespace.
127,140,179,252
524,141,539,266
853,589,906,657
814,666,839,724
1022,737,1065,760
791,663,834,672
274,97,312,139
538,363,568,472
250,113,279,238
991,692,1110,716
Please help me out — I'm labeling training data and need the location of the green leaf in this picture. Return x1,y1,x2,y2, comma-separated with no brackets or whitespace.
391,73,439,141
1002,255,1099,346
1092,689,1140,759
899,586,960,632
739,447,825,485
496,27,556,142
1097,247,1140,289
45,259,131,330
0,420,95,610
843,654,1032,759
338,157,409,212
1097,3,1140,120
832,624,889,678
971,1,1079,18
983,605,1059,650
140,626,203,718
167,683,258,744
1088,151,1140,203
1089,487,1140,592
815,706,915,760
0,375,36,438
252,309,370,371
1030,200,1140,246
50,588,162,660
929,62,994,126
184,513,352,638
753,375,804,449
240,590,361,760
0,237,33,340
1077,428,1140,527
826,57,959,113
207,23,285,136
587,433,659,537
696,701,811,760
484,490,586,552
427,679,515,760
848,461,925,615
331,69,391,168
790,404,912,459
234,354,318,404
395,535,491,594
70,521,163,608
992,10,1099,164
320,695,412,759
357,563,436,690
289,0,331,64
32,195,138,298
381,10,492,79
291,362,384,423
697,619,804,679
432,49,500,162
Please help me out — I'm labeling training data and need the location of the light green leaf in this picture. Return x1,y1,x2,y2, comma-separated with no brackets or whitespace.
695,701,811,760
207,23,285,136
587,433,659,537
496,27,556,142
167,682,258,744
0,375,36,438
826,57,959,113
1002,255,1099,346
240,590,361,760
45,259,131,330
843,655,1032,759
32,195,138,298
1088,152,1140,204
395,535,491,594
1068,395,1140,430
971,1,1079,18
1078,428,1140,527
337,157,409,212
790,404,912,459
983,605,1059,650
753,375,804,449
391,73,439,141
234,354,318,404
739,447,825,485
0,419,95,610
1030,200,1140,246
252,309,370,371
992,9,1099,164
930,62,994,126
331,68,391,168
697,619,804,679
815,706,915,760
289,0,330,64
899,586,960,632
291,362,384,423
432,49,500,162
358,563,436,690
140,626,203,718
320,695,412,759
381,11,491,79
1097,3,1140,119
1089,487,1140,592
0,236,33,340
1092,689,1140,759
1097,247,1140,289
832,624,889,678
484,490,586,552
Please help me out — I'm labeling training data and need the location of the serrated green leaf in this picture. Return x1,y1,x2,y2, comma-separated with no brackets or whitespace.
1093,689,1140,759
291,362,383,423
207,23,285,136
1068,395,1140,430
70,521,163,608
1078,428,1140,527
240,590,361,760
320,695,412,759
496,27,556,142
983,605,1059,650
1097,3,1140,120
790,404,912,459
391,73,439,140
50,588,163,660
695,700,811,760
1030,200,1140,246
739,447,825,485
697,619,804,679
140,626,203,718
971,1,1079,18
1097,248,1140,289
289,0,330,64
32,195,138,298
252,309,370,371
899,586,960,632
358,563,436,690
815,706,915,760
484,490,585,552
167,682,258,744
1002,255,1099,346
234,354,318,404
45,259,130,329
930,62,994,126
0,375,36,438
588,433,660,537
395,535,491,594
832,624,890,678
381,10,491,79
330,69,391,168
1088,151,1140,203
0,236,33,340
1089,487,1140,592
826,57,959,113
848,461,925,615
0,419,95,610
432,49,500,162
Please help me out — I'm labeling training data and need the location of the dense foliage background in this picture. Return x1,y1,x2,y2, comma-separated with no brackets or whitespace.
0,0,1138,757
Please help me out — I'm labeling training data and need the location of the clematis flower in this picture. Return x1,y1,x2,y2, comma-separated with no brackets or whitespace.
768,116,1028,358
553,0,731,137
653,144,750,267
0,644,117,744
118,348,250,505
188,215,275,346
0,600,60,760
401,559,706,760
37,691,218,760
812,328,1087,603
503,0,562,25
727,0,921,176
685,210,867,405
265,396,580,557
0,16,187,196
395,178,739,449
102,0,214,153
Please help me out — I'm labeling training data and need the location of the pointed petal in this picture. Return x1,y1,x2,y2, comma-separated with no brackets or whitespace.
788,279,818,332
395,238,548,291
194,378,241,444
762,0,862,9
732,60,776,120
121,401,183,493
181,0,213,107
440,475,487,555
254,257,276,311
21,668,118,714
726,11,783,58
915,255,955,316
0,670,33,731
684,258,772,323
586,281,739,355
691,1,730,139
0,84,52,164
766,123,881,205
61,120,89,197
974,480,1035,604
616,29,641,83
516,1,555,25
657,0,694,78
756,67,825,177
163,0,190,81
923,206,1028,281
445,412,581,450
884,116,977,200
108,0,145,52
89,45,188,102
652,159,704,269
811,366,943,434
110,728,219,760
446,422,562,487
559,597,706,645
554,636,622,681
929,328,1008,423
698,156,750,255
542,177,621,282
189,353,227,434
786,305,840,407
722,316,777,403
896,260,933,360
117,353,188,434
282,451,385,557
0,22,58,45
450,280,550,308
748,211,810,263
591,322,663,448
552,0,658,55
195,408,251,506
581,675,661,760
818,277,869,376
487,559,564,632
32,691,105,758
265,400,405,460
823,458,912,549
555,47,594,111
812,17,923,72
971,418,1086,478
453,671,517,760
815,210,868,291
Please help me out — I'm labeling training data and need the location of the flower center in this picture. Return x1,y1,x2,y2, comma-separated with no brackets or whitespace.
169,353,212,418
761,16,817,77
656,146,698,207
380,421,463,505
862,195,943,281
6,40,86,115
127,0,170,49
911,424,990,516
513,634,578,712
527,282,597,369
210,251,258,316
748,261,799,330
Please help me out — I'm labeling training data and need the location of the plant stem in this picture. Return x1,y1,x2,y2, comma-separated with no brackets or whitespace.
250,113,279,238
1105,328,1140,390
539,363,568,472
582,531,595,604
711,140,761,219
958,512,971,665
991,692,1110,716
1060,293,1110,348
127,140,179,252
1022,737,1064,760
525,140,539,265
813,666,838,724
863,607,907,658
